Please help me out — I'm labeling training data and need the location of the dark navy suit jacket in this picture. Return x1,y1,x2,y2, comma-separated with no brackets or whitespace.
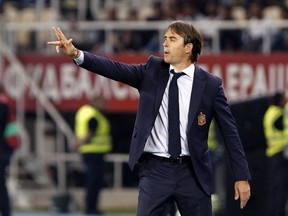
79,51,251,195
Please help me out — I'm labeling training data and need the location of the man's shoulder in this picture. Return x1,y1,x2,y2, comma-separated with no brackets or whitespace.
196,65,221,82
147,55,164,64
146,55,170,71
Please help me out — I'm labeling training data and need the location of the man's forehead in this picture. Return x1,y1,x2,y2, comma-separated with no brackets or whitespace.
164,28,181,38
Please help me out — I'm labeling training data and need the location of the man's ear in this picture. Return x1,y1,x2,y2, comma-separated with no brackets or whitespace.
185,43,193,54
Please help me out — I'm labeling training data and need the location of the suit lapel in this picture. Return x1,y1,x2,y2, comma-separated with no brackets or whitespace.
153,64,170,119
187,66,206,131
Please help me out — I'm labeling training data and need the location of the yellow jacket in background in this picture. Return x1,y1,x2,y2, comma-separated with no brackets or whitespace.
75,105,112,153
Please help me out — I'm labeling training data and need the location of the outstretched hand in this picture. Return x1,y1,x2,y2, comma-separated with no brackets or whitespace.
47,27,80,58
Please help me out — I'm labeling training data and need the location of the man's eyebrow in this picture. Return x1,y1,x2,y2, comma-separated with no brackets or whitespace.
164,35,177,39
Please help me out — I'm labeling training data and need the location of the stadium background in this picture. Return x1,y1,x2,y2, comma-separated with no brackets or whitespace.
0,0,288,215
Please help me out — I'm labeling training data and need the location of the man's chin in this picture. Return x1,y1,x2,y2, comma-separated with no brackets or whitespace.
163,57,170,63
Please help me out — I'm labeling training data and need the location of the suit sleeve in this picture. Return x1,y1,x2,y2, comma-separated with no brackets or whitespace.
213,79,251,181
78,51,146,89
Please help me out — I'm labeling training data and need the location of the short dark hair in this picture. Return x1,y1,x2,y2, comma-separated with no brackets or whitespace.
168,20,204,63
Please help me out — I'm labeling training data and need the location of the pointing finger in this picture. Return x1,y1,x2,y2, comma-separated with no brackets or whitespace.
47,41,60,45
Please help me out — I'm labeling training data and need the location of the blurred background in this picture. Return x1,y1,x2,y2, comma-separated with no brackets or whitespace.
0,0,288,215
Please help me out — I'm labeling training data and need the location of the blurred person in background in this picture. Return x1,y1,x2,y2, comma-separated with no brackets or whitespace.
200,1,220,52
74,95,112,215
263,91,288,216
175,3,205,21
0,84,14,216
271,5,288,52
242,2,265,52
113,8,144,53
48,20,251,216
143,1,165,52
218,5,243,52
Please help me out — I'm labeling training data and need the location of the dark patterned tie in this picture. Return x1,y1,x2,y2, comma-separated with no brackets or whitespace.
168,70,185,159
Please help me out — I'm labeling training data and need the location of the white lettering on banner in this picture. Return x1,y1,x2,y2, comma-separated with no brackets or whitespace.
110,80,139,100
198,64,208,72
250,64,267,97
239,64,253,99
226,64,239,100
92,75,112,98
76,68,93,98
208,63,288,102
268,65,276,95
277,64,285,91
42,64,60,101
3,64,26,99
61,64,77,99
2,62,139,102
28,63,44,98
3,60,288,110
211,64,223,80
267,64,288,96
111,80,129,100
128,85,139,99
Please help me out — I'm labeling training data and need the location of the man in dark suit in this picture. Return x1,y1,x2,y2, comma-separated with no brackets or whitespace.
48,20,251,216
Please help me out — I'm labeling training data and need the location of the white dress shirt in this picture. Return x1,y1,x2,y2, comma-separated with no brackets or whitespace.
144,64,195,157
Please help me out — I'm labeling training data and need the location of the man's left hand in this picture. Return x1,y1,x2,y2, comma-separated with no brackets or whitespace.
234,180,251,209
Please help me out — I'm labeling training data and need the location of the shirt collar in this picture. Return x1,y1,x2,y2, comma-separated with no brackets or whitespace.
169,64,195,78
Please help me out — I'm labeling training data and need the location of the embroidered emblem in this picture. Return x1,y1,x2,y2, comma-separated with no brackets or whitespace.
198,112,206,126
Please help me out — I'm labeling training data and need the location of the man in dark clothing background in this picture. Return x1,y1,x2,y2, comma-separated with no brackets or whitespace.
0,84,14,216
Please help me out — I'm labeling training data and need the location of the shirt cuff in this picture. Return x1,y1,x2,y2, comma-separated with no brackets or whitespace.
74,50,84,65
